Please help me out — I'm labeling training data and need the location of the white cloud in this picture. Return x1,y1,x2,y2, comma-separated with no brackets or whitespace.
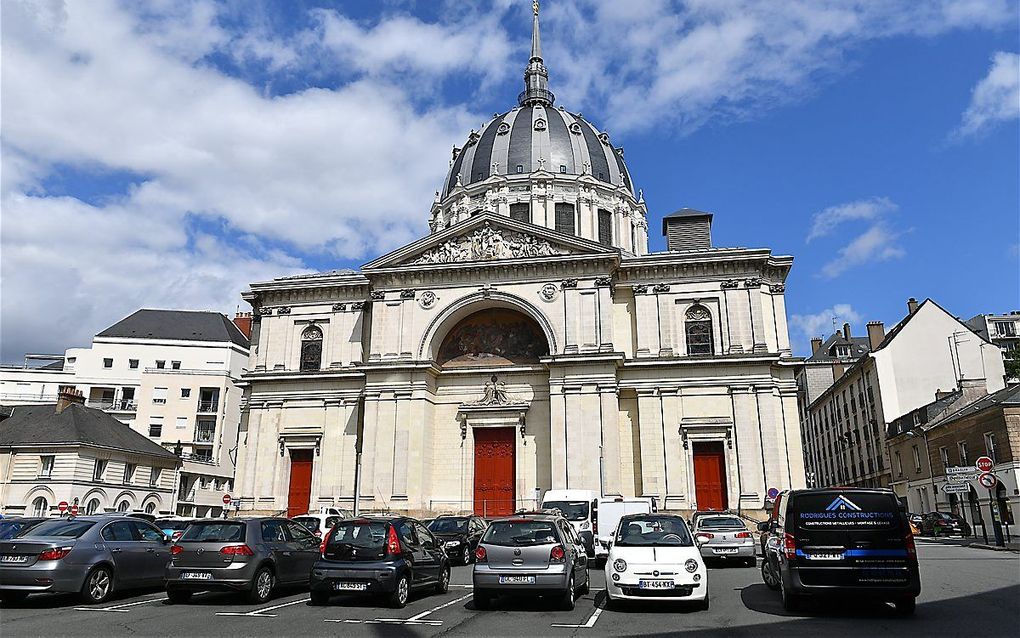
790,304,863,345
954,51,1020,139
806,197,898,242
820,223,907,278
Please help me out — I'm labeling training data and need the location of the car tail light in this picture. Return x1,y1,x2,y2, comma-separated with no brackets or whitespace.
550,545,566,563
171,531,184,542
783,533,797,559
319,530,330,556
695,533,714,543
474,546,487,563
905,531,916,559
735,532,752,539
170,545,184,556
386,525,402,555
220,544,255,556
38,546,72,561
313,529,322,537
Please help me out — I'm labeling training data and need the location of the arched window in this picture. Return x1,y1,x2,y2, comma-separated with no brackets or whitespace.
32,496,49,517
117,500,130,513
300,325,323,371
685,305,714,355
85,498,101,515
437,308,549,367
144,502,156,515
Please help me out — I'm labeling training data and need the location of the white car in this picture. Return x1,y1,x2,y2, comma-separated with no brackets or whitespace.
604,514,709,609
291,512,351,538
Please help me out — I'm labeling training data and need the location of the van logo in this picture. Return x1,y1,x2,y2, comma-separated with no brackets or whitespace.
825,495,862,512
514,549,522,556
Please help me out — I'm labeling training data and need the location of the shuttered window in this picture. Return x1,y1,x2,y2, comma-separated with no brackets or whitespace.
597,209,612,245
554,203,575,235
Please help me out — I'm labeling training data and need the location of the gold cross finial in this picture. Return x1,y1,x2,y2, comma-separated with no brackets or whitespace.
533,1,539,17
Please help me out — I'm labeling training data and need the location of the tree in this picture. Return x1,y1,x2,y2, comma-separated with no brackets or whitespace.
1004,349,1020,382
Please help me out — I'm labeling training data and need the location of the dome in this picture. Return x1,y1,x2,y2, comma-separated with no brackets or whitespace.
441,107,634,199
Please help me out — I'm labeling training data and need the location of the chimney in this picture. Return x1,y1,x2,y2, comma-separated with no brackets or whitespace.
866,321,885,350
832,361,845,379
810,337,823,355
842,322,851,340
233,312,252,339
55,389,85,414
907,297,919,315
662,209,713,251
958,378,988,404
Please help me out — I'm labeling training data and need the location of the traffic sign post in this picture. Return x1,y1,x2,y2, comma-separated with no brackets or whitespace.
978,472,1005,547
69,503,79,516
57,501,69,515
942,483,970,494
975,456,994,473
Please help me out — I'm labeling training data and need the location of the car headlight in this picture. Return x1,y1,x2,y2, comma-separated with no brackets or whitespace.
685,559,699,573
580,522,590,531
613,558,627,572
444,540,461,547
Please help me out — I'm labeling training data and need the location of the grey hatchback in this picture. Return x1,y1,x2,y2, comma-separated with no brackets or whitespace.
0,516,171,604
164,518,319,604
472,513,589,611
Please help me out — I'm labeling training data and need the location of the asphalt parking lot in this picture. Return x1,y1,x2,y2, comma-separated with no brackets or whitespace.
2,542,1017,637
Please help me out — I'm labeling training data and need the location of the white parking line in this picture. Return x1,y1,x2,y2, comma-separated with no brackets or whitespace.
215,597,310,617
326,592,473,626
551,589,606,629
74,596,168,613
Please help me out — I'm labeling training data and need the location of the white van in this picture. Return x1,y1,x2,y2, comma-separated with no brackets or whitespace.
595,497,655,558
541,489,599,556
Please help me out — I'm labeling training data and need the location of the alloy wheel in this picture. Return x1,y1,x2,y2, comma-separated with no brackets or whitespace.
256,570,273,600
89,569,111,601
398,577,409,604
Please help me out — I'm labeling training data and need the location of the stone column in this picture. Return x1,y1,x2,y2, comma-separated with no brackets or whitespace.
747,284,768,353
636,389,666,498
596,282,614,351
725,287,751,354
771,289,793,356
549,383,568,489
580,290,598,350
657,292,675,356
599,386,622,496
563,287,579,353
731,387,765,507
359,392,382,502
661,388,686,507
635,289,659,356
391,392,411,498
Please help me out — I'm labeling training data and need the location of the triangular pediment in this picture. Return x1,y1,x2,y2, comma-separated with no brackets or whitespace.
362,212,618,270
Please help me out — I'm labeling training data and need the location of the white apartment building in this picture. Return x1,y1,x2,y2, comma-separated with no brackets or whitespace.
0,310,250,517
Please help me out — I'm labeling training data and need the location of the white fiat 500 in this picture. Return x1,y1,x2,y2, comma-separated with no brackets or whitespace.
604,514,708,609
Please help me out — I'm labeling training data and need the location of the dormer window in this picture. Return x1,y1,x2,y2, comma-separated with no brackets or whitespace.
559,165,567,173
835,345,851,358
516,165,524,173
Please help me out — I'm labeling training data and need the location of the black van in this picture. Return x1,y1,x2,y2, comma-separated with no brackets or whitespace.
759,488,920,614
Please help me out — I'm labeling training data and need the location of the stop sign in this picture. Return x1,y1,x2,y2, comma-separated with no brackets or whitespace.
57,501,68,513
222,494,232,505
976,456,994,472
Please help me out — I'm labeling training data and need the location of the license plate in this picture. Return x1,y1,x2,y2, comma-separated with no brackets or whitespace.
713,548,739,554
638,580,674,589
498,575,536,585
0,555,29,563
806,553,843,561
334,581,368,591
181,572,212,580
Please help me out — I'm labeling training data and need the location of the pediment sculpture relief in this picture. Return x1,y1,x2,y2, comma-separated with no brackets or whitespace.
411,225,567,265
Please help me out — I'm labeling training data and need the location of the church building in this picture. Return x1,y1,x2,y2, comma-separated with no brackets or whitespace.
234,5,805,518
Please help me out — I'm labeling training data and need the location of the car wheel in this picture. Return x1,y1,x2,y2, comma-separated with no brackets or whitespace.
80,565,114,604
309,590,330,606
388,574,410,609
436,565,451,594
460,546,470,565
247,566,275,604
761,559,780,591
560,575,575,611
473,589,491,610
578,573,590,596
746,557,757,568
166,589,192,604
695,584,710,611
0,591,29,604
780,577,800,612
894,597,916,615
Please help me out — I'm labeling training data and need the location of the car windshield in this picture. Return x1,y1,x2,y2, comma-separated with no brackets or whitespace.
0,521,39,540
157,520,191,531
17,520,94,538
179,522,246,542
616,516,693,547
483,520,558,547
427,518,468,534
292,517,319,530
698,516,745,530
542,501,589,521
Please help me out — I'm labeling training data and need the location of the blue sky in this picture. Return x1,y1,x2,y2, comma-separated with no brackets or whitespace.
2,0,1018,360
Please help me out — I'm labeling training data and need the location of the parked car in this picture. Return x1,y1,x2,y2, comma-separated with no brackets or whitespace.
604,513,708,609
693,514,756,566
757,492,788,556
164,517,319,604
0,516,171,604
472,512,590,611
426,515,486,565
595,497,654,561
907,513,923,536
155,518,194,542
541,489,599,557
759,488,920,614
689,509,725,531
309,516,450,608
920,512,970,537
291,513,347,539
0,518,46,541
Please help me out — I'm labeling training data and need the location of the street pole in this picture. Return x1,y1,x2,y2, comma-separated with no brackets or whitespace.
987,487,1005,547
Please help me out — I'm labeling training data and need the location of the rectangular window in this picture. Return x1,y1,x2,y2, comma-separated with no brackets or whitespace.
103,358,113,368
196,418,216,443
554,203,575,235
597,209,612,245
516,164,524,173
984,433,997,463
153,387,168,404
149,468,161,487
994,321,1017,336
93,459,107,481
911,445,921,472
957,441,969,466
176,416,188,429
39,455,55,479
939,446,949,468
155,360,166,369
171,360,181,370
123,463,136,484
509,203,530,223
894,451,903,477
149,417,163,438
181,388,191,398
129,359,139,369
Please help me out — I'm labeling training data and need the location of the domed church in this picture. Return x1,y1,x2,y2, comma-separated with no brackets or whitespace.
234,4,805,518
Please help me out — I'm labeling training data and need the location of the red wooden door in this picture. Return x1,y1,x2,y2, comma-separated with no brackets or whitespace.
474,428,516,517
693,442,727,511
287,450,314,517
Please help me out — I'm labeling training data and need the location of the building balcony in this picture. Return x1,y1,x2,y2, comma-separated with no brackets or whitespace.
195,429,216,443
88,399,137,412
0,392,58,403
197,400,218,413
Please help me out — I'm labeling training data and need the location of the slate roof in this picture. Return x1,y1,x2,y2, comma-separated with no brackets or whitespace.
805,333,872,362
97,309,249,348
0,403,180,462
925,384,1020,429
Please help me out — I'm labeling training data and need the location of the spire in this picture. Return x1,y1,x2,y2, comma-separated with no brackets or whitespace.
519,1,554,107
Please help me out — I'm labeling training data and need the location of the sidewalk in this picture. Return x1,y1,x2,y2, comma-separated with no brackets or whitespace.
915,535,1020,553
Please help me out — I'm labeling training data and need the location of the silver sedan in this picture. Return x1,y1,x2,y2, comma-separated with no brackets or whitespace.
693,515,756,566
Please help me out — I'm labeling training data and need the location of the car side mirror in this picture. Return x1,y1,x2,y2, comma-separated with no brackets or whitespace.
162,534,172,544
756,521,769,533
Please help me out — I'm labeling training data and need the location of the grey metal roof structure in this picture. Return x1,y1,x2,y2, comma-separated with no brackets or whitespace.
0,403,181,461
925,384,1020,428
440,3,633,199
96,309,249,348
805,333,872,363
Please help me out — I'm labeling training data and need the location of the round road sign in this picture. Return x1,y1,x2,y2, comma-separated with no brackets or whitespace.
976,456,994,473
222,494,232,505
767,487,779,500
978,472,997,489
57,501,68,513
69,504,79,516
